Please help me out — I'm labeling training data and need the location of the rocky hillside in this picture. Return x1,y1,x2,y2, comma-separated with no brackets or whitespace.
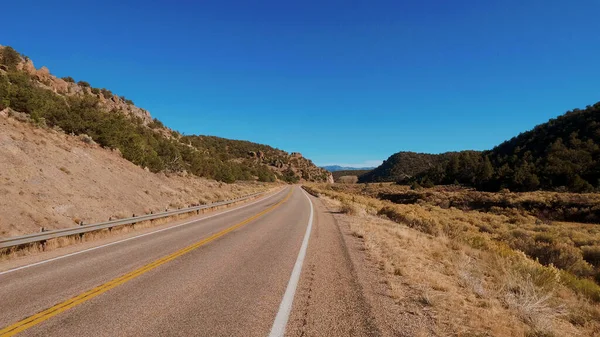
0,116,273,237
0,45,332,184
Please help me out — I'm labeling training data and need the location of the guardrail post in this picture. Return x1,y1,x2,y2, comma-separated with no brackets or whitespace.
0,190,268,250
40,239,47,251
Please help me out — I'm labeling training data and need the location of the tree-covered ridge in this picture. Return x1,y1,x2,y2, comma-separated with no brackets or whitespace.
371,103,600,192
358,151,456,183
332,169,372,182
0,45,331,183
486,103,600,191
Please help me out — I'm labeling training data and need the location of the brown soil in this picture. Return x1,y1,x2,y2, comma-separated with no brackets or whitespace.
0,116,273,237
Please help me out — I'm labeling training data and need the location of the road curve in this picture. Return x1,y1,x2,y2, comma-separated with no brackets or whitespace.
0,186,378,337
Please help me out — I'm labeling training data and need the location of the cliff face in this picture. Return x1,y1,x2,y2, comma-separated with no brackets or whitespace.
11,51,152,125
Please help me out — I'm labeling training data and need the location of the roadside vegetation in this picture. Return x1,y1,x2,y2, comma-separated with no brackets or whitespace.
305,183,600,336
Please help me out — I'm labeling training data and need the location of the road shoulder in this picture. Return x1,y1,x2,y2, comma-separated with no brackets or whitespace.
286,194,380,336
288,192,436,337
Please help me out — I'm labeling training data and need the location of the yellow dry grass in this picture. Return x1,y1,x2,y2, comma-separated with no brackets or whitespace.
307,183,600,336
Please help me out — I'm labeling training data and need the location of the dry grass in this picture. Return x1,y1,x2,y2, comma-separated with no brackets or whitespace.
307,183,600,336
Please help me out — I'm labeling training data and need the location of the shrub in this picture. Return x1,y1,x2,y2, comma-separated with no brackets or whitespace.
257,168,275,182
77,80,90,88
410,181,422,190
62,76,75,83
100,88,113,99
421,178,435,188
282,168,299,183
561,271,600,302
581,246,600,267
120,95,134,105
340,200,359,215
510,235,593,276
79,134,96,145
148,118,164,129
0,46,21,69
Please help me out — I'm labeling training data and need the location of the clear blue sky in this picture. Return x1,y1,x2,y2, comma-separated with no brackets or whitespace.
3,1,599,167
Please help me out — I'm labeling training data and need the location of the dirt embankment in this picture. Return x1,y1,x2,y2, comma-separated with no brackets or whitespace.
0,116,272,238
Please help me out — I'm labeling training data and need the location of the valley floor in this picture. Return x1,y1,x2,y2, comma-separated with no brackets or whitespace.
306,183,600,336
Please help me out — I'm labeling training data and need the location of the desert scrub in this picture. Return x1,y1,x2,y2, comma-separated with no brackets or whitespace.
339,199,359,215
306,183,600,303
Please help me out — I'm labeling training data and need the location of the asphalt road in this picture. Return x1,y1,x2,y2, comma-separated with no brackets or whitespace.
0,186,378,337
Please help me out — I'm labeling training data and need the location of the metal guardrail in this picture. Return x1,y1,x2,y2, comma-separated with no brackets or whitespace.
0,191,267,249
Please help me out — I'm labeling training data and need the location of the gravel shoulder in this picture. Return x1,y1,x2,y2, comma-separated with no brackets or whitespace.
286,193,432,337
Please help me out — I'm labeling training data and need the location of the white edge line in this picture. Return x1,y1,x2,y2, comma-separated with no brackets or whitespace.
268,187,314,337
0,187,288,276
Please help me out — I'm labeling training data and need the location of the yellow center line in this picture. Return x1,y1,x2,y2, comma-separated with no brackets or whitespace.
0,188,293,337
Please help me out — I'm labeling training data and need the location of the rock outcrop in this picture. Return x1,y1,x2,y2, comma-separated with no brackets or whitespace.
4,46,152,125
0,45,332,184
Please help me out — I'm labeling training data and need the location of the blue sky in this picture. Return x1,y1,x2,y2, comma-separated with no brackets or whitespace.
3,1,600,167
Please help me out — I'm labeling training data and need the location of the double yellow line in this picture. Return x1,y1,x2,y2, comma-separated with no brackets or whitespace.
0,188,292,336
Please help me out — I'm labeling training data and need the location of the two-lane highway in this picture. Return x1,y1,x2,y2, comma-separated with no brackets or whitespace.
0,186,379,337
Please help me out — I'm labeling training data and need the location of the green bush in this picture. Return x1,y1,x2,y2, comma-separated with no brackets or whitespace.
582,246,600,267
281,168,299,183
77,80,90,88
148,118,164,129
62,76,75,83
410,181,422,190
561,271,600,302
0,46,22,69
100,88,113,99
508,231,593,276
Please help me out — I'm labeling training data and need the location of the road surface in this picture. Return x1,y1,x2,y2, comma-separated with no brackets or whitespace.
0,186,378,337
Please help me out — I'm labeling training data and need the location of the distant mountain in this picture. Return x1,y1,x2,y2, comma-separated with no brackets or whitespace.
322,165,375,172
